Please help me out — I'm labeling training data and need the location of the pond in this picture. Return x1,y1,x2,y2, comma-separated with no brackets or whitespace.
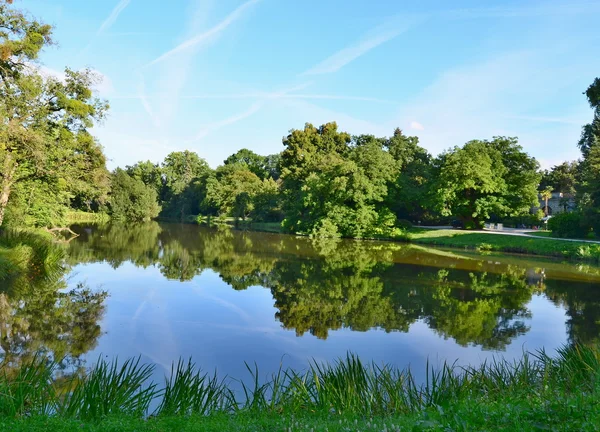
3,222,600,384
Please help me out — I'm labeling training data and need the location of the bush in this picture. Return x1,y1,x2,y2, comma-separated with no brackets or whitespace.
502,213,543,228
548,212,592,239
396,219,413,230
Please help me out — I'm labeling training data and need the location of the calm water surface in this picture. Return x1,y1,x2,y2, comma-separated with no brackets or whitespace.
5,222,600,383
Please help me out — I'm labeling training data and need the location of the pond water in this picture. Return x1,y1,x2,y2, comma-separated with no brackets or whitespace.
4,222,600,384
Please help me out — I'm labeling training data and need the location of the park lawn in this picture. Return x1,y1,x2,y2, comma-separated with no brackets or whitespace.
526,231,553,238
406,228,599,260
4,391,599,432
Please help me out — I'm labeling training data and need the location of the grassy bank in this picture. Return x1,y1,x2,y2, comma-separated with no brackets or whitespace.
406,228,600,261
1,346,600,430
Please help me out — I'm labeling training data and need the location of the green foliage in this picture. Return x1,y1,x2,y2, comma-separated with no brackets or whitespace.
547,211,591,238
125,161,163,197
206,165,263,219
385,129,433,222
160,151,212,220
540,161,578,197
434,137,540,228
1,345,600,427
223,148,274,180
59,358,157,420
0,3,110,228
502,212,543,228
109,169,161,222
280,123,400,238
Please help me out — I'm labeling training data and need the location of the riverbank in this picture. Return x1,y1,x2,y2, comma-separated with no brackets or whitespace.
1,345,599,431
407,228,600,261
231,220,600,262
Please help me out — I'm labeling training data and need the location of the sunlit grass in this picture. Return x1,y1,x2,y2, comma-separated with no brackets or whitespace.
407,228,600,261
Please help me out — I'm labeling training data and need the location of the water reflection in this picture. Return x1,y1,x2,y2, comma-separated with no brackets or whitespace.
66,223,600,350
0,231,107,367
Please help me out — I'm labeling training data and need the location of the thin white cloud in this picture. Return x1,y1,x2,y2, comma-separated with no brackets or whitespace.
137,75,162,130
144,0,261,68
302,16,423,76
97,0,132,36
80,0,132,56
111,92,397,104
444,1,600,19
499,114,582,125
188,83,311,142
410,121,425,131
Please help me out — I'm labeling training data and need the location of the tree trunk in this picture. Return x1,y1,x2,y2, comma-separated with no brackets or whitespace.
545,197,549,216
0,153,16,227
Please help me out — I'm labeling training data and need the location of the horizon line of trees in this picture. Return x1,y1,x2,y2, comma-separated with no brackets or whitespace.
1,1,599,239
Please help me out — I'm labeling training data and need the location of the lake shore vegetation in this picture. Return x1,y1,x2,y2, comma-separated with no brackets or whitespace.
1,345,599,431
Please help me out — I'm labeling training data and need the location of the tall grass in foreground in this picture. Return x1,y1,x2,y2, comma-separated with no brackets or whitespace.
0,346,598,421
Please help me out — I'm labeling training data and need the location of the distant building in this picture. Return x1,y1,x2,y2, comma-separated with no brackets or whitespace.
532,192,575,215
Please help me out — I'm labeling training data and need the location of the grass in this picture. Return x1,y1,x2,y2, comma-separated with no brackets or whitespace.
406,227,600,262
1,345,600,430
526,230,553,238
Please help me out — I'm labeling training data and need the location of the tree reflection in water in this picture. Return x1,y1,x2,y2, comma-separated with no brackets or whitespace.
65,223,600,350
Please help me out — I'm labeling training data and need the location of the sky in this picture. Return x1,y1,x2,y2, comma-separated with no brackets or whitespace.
21,0,600,169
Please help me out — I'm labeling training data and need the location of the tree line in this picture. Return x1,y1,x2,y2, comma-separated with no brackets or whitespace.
1,2,599,238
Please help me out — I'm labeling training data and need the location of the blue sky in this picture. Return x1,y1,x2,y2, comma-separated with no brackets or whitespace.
22,0,600,169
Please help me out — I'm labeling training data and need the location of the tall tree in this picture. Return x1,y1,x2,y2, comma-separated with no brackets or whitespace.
109,169,161,222
126,160,163,198
223,148,270,180
577,77,600,231
279,123,398,237
384,128,432,222
540,187,553,217
0,3,108,227
433,137,540,228
161,151,212,220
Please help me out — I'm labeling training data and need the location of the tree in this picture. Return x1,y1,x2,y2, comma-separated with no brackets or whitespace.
540,162,578,195
161,151,212,220
434,141,507,228
206,164,263,219
0,3,109,227
384,128,432,222
540,186,553,217
279,123,399,238
126,160,163,197
109,169,161,222
577,77,600,232
223,148,270,180
433,137,540,228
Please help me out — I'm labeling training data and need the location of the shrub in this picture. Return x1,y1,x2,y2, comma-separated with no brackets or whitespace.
548,212,592,239
502,213,543,228
396,219,413,230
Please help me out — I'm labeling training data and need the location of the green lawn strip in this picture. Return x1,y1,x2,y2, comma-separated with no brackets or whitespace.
526,231,553,238
406,228,599,259
4,392,599,432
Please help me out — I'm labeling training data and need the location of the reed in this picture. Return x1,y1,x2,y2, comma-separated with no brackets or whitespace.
0,345,598,421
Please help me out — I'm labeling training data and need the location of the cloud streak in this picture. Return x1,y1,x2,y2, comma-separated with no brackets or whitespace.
97,0,132,36
188,83,311,142
79,0,131,56
144,0,260,68
302,16,422,76
111,92,397,104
